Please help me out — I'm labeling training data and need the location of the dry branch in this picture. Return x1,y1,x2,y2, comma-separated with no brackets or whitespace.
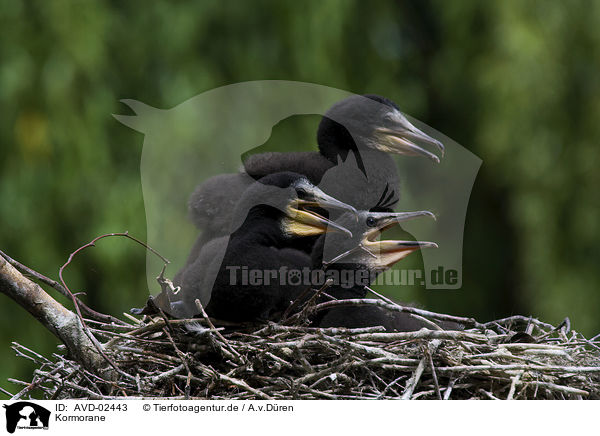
0,257,109,375
2,244,599,400
5,302,600,400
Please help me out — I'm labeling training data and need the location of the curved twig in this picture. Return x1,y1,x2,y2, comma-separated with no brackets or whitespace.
0,249,126,325
58,232,170,379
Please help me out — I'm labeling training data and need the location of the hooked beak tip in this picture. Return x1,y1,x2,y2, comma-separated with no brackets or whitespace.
425,211,437,221
326,218,353,238
435,139,445,157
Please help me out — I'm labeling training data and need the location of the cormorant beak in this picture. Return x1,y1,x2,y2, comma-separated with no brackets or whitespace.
284,184,356,237
285,205,353,238
367,240,438,268
364,210,436,236
374,119,445,163
296,188,358,217
361,210,437,268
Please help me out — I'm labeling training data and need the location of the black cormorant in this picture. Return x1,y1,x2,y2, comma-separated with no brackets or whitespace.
182,94,444,273
243,94,444,211
167,172,357,321
308,210,442,331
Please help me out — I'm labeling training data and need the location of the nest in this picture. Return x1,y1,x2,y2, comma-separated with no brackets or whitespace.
7,298,600,400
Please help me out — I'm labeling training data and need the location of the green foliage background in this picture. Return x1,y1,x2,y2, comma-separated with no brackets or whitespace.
1,0,599,395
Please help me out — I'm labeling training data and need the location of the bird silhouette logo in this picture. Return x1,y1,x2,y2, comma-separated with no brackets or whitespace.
115,81,481,314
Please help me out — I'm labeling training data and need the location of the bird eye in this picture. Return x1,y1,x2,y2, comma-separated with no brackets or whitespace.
296,188,307,198
366,217,376,227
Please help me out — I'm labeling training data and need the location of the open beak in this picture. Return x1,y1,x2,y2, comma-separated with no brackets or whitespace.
296,188,358,217
286,205,353,237
375,123,445,163
364,210,436,233
368,240,438,267
361,210,437,268
363,210,436,238
286,186,357,237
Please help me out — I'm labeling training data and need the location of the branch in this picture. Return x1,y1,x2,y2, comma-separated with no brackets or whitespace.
0,256,111,376
0,249,125,325
312,298,486,329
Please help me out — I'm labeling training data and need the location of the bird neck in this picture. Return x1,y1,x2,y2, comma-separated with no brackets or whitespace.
230,206,292,248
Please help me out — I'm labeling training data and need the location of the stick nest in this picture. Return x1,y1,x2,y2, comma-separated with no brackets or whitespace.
8,302,600,400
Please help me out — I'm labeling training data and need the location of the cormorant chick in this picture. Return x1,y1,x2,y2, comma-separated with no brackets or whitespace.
186,94,444,267
309,210,444,331
169,172,357,321
244,94,444,212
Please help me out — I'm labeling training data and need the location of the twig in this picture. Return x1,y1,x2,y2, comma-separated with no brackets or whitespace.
0,249,126,325
161,326,192,399
0,257,109,375
506,371,522,400
311,298,484,329
427,344,442,400
281,279,333,325
11,366,65,400
194,299,242,363
443,378,456,400
58,232,168,379
5,288,600,400
401,339,441,399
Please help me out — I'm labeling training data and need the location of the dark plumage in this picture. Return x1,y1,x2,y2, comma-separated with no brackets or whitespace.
173,172,255,283
244,94,444,212
158,94,445,319
186,94,444,263
308,210,447,331
168,172,357,321
317,305,429,332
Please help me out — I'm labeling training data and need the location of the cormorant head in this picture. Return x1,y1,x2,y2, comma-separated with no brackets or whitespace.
232,172,356,239
358,210,438,269
316,209,437,271
282,175,358,238
317,94,444,163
